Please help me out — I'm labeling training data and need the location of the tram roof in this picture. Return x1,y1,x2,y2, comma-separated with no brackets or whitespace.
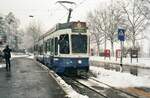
39,21,87,40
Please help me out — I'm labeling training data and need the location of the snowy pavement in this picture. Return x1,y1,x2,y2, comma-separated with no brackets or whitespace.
90,66,150,88
0,53,33,68
90,56,150,89
0,57,67,98
20,53,88,98
0,63,5,68
90,56,150,68
11,53,31,58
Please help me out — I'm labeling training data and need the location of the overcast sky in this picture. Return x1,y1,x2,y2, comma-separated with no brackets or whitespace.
0,0,149,52
0,0,110,31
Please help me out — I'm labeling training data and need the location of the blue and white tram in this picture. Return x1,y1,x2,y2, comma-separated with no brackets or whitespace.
35,21,90,75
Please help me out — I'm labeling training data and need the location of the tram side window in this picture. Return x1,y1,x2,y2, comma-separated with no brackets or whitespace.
39,45,43,55
55,37,58,55
47,39,50,52
35,45,38,51
49,39,52,53
51,38,54,55
44,42,47,53
59,34,70,54
38,45,40,54
34,45,37,51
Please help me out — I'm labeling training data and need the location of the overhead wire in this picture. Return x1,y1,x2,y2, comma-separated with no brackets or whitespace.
74,0,88,10
0,0,89,26
56,0,88,22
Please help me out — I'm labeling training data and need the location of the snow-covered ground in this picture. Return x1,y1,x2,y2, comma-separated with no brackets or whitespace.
90,66,150,88
90,56,150,88
90,56,150,68
0,63,5,68
0,53,33,68
11,53,30,58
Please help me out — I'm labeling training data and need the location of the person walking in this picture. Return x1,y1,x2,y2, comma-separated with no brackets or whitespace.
3,45,12,71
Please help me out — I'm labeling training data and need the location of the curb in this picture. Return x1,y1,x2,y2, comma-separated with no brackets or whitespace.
33,59,70,98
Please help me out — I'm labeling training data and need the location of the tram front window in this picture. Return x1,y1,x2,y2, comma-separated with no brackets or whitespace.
59,34,70,54
71,35,87,53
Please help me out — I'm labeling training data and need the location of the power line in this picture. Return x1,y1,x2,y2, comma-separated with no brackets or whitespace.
56,12,68,23
55,0,88,22
74,0,88,9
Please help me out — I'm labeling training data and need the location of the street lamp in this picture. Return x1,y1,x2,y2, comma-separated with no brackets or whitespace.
28,15,36,52
29,15,34,18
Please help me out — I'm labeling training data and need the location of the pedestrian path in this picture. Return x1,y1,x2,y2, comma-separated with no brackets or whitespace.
0,57,66,98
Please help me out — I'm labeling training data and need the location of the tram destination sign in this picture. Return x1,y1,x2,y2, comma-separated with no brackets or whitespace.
71,22,87,33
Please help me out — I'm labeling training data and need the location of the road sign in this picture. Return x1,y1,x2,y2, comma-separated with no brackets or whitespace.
130,49,138,63
118,28,125,41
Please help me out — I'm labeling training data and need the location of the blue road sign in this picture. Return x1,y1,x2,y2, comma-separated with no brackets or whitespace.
118,28,125,41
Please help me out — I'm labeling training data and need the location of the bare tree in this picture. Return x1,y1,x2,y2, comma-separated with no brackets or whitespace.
105,5,125,56
24,21,42,50
87,12,105,56
16,29,25,49
5,12,20,49
0,15,7,46
0,16,6,35
120,0,150,48
87,3,124,56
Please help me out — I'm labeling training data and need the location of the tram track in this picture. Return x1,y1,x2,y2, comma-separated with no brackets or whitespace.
62,76,108,98
89,77,150,98
63,76,139,98
88,77,138,98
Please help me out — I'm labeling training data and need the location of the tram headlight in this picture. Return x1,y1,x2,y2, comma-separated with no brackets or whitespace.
78,60,82,64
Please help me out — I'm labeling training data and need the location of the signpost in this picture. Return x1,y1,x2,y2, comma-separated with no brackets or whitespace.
116,49,121,61
118,28,125,67
130,49,138,63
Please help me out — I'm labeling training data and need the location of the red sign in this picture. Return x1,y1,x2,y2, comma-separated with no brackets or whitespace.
116,49,121,61
104,49,110,57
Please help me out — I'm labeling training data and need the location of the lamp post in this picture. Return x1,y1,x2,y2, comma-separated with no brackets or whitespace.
28,15,36,52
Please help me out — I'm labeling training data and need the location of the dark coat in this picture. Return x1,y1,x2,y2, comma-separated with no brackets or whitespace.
3,48,12,59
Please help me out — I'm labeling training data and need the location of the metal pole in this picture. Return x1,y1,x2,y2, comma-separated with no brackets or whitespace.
104,33,106,60
120,41,123,67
